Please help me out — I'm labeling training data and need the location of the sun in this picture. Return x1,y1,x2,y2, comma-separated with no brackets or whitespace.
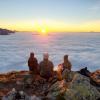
41,29,46,33
41,29,48,35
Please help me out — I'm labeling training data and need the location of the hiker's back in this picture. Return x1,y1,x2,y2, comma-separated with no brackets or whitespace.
28,52,39,74
39,53,54,79
39,60,53,76
62,60,71,71
62,55,72,71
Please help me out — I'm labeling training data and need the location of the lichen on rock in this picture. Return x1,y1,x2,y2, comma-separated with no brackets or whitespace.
0,70,100,100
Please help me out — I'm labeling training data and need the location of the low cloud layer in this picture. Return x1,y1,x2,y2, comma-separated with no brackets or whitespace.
0,32,100,73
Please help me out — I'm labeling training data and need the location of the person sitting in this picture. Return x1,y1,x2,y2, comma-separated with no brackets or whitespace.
57,55,72,81
58,55,72,72
28,52,39,74
39,53,54,81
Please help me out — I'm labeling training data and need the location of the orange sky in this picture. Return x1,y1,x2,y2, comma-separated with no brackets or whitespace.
0,0,100,33
0,19,100,32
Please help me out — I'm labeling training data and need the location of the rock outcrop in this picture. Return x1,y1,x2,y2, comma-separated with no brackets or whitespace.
90,70,100,86
0,70,100,100
47,72,100,100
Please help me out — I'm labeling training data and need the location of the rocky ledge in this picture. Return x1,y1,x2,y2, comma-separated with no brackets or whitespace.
0,69,100,100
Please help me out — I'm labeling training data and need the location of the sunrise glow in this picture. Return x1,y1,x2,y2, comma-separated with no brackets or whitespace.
41,29,47,35
0,0,100,32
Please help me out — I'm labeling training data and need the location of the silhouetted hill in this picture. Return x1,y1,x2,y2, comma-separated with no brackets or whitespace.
0,28,15,35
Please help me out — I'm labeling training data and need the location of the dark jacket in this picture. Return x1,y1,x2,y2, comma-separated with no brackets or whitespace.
39,60,54,78
28,57,39,74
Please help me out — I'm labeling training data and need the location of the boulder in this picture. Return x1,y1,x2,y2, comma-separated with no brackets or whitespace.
2,89,30,100
30,95,41,100
90,70,100,92
62,69,76,82
90,70,100,86
47,80,67,100
64,73,100,100
47,72,100,100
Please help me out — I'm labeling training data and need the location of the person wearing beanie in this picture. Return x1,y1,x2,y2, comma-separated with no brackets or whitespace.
39,53,54,80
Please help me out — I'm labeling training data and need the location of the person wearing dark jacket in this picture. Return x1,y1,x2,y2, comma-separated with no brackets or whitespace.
39,53,54,80
28,52,39,74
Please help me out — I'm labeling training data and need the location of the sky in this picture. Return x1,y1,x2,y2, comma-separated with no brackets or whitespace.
0,0,100,32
